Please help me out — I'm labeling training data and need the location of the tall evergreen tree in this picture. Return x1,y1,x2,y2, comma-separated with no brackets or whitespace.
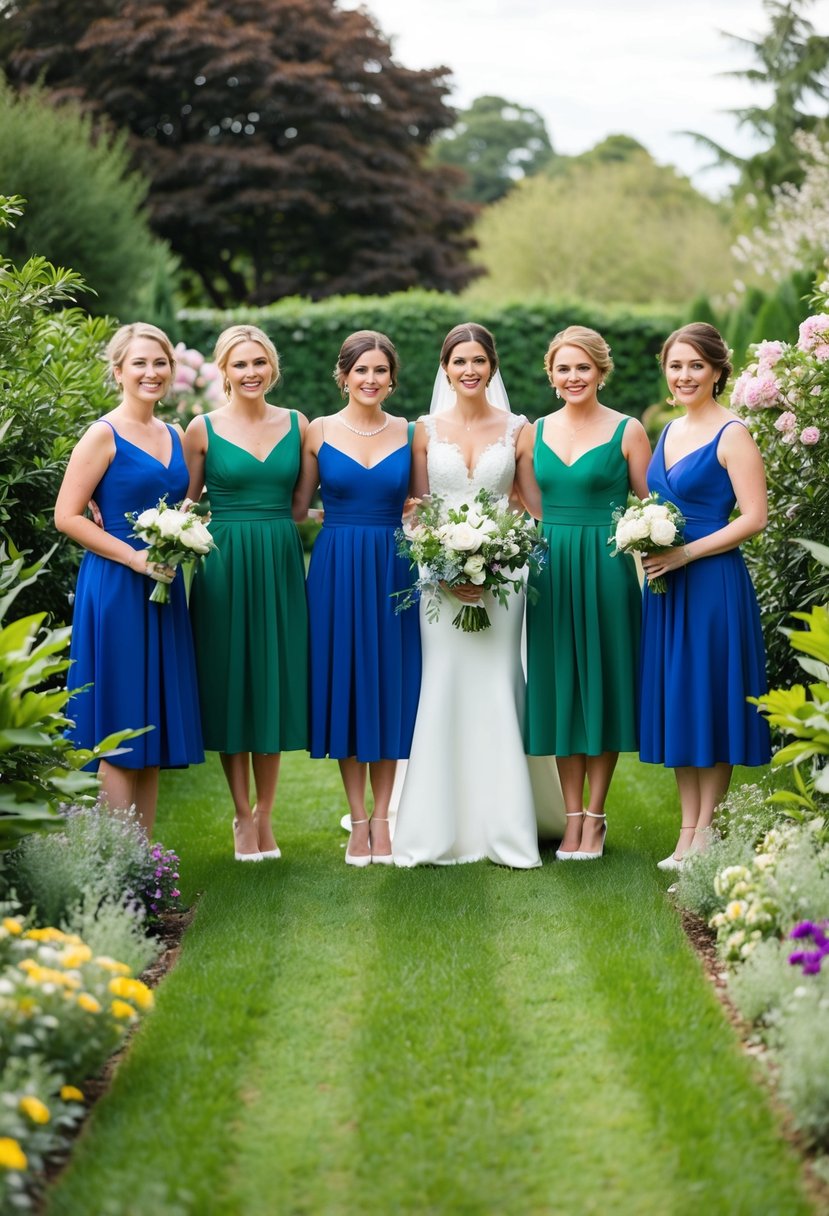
0,0,477,305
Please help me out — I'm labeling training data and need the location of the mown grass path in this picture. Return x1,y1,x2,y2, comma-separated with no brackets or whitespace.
47,755,812,1215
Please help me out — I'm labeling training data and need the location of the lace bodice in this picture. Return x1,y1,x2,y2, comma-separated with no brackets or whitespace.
424,413,525,506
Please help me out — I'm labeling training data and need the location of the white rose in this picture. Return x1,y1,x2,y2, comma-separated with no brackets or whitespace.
463,553,486,583
625,518,651,542
614,521,637,549
479,518,499,536
641,503,670,521
648,519,677,547
466,510,483,528
445,522,484,552
179,520,213,554
156,509,185,539
135,507,160,531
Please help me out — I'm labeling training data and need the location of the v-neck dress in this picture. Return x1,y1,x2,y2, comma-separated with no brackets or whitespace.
189,412,308,754
67,421,204,769
306,439,421,761
639,421,771,767
525,416,641,756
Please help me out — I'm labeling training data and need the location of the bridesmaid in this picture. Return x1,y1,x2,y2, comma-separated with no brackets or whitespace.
55,323,203,834
516,325,651,859
293,331,421,866
639,323,771,870
184,325,308,862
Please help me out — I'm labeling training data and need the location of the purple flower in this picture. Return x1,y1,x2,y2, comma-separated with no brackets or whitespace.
789,920,829,974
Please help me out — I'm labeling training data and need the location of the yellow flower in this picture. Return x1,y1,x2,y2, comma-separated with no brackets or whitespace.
108,977,153,1010
18,959,38,975
94,956,131,976
77,993,101,1014
60,1086,84,1103
24,927,69,944
19,1096,50,1125
111,999,137,1020
60,945,92,969
0,1138,28,1171
2,918,23,936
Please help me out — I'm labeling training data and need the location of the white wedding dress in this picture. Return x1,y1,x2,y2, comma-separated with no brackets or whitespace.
393,413,554,868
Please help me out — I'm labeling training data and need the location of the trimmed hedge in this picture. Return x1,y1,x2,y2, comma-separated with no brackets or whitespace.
177,291,680,423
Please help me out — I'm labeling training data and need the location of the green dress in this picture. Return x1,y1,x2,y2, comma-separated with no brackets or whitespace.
189,412,308,754
525,416,640,757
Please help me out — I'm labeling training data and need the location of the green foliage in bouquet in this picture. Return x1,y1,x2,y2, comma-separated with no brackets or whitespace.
0,194,118,623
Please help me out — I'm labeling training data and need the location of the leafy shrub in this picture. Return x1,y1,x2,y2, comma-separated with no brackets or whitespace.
730,278,829,685
0,544,142,851
0,80,169,317
0,917,154,1209
64,895,158,978
0,194,118,623
4,805,181,930
177,290,677,424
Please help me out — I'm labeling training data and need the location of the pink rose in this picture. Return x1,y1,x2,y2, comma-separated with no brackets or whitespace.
814,343,829,363
743,372,781,409
756,340,784,369
798,314,829,353
774,411,797,433
800,426,821,446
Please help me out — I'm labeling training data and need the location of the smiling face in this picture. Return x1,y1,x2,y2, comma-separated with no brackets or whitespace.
549,344,601,405
225,340,274,401
114,338,172,404
444,340,492,399
344,347,392,409
664,341,719,407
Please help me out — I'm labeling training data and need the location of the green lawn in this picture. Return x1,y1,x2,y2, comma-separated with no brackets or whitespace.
46,754,813,1215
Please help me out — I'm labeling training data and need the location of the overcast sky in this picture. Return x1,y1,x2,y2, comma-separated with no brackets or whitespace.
341,0,829,195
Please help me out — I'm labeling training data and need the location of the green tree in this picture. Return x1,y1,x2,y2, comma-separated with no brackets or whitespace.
430,94,555,204
0,79,171,317
685,0,829,192
0,0,477,306
466,148,737,308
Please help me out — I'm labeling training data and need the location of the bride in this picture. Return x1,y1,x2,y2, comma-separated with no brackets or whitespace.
393,322,557,868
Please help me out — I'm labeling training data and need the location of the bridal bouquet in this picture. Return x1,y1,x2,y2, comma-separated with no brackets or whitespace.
395,488,546,632
126,498,215,604
608,492,685,594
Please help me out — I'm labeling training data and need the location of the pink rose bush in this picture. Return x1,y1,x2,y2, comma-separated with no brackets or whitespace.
168,343,224,419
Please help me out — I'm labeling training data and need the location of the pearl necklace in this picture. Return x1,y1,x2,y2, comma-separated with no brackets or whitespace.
338,412,388,437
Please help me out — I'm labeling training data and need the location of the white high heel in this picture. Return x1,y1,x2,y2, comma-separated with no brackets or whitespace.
233,819,263,862
345,817,372,867
657,823,696,872
576,811,606,860
370,816,394,865
555,812,585,861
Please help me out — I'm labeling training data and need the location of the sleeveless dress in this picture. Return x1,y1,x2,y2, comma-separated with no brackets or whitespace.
639,421,771,767
306,437,421,761
393,413,542,868
67,422,204,769
189,412,308,754
525,416,641,756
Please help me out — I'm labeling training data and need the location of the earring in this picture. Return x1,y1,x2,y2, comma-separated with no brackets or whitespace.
344,385,350,395
598,381,605,389
224,380,232,399
445,375,455,390
555,388,562,399
387,384,395,397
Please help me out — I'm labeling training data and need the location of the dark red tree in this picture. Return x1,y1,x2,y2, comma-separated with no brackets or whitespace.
0,0,478,305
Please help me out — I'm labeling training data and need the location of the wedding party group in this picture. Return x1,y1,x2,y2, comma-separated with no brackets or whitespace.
53,316,772,873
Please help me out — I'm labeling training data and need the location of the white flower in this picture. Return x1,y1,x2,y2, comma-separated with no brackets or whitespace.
641,503,670,521
462,554,486,584
135,507,160,531
156,509,185,540
648,519,677,547
444,522,484,553
178,520,213,554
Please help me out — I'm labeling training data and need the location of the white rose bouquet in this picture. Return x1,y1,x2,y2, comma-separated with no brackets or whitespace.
608,492,685,594
395,488,547,632
126,497,216,604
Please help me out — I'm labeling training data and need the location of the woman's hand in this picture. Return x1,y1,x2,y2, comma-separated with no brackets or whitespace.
443,581,482,603
641,546,690,583
130,551,176,583
402,496,422,521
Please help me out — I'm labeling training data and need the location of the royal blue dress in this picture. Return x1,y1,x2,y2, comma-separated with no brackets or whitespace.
639,421,771,767
306,439,421,761
67,421,204,769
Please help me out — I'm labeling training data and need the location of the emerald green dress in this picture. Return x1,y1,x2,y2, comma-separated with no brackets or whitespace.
189,412,308,754
525,416,640,757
